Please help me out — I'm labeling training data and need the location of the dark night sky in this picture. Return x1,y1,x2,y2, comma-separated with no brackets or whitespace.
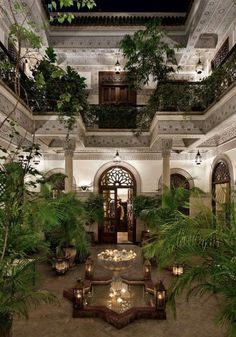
47,0,193,13
85,0,192,13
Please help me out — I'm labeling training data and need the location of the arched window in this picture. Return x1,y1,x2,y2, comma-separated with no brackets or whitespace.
212,160,231,219
100,167,134,187
170,173,190,215
170,173,190,190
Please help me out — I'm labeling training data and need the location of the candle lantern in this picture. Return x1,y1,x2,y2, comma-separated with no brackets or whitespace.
143,260,152,280
155,280,166,311
73,278,85,309
55,258,68,275
172,264,184,276
85,257,94,279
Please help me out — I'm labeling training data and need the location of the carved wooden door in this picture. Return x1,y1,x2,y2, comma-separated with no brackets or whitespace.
99,72,136,105
99,166,136,243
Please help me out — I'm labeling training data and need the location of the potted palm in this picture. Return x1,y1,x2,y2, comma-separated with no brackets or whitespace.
83,193,104,244
0,154,60,337
46,193,91,266
0,258,56,337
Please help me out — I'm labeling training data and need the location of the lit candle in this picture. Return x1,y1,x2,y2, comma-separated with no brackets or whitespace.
117,297,123,303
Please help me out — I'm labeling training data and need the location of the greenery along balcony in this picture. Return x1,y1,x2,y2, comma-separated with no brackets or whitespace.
151,43,236,113
0,42,30,104
1,43,236,129
83,104,150,129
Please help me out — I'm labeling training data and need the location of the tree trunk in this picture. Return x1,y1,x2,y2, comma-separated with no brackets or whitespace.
0,317,13,337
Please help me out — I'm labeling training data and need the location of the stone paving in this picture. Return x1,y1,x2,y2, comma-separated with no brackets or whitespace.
13,245,225,337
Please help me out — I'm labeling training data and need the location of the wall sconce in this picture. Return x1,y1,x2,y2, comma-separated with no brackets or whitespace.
80,185,90,192
84,257,94,280
155,280,166,311
195,150,202,165
113,150,121,163
172,264,184,276
114,59,121,74
73,278,85,309
195,57,204,74
143,260,152,280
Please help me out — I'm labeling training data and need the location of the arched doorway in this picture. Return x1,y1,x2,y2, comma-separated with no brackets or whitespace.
170,173,190,215
99,166,136,244
212,160,231,218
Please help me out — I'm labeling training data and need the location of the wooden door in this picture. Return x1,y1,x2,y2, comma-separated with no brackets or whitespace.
99,72,136,105
99,166,136,244
100,188,117,243
127,188,134,242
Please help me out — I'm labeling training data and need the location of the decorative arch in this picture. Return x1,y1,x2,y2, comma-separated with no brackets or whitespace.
44,168,77,189
99,166,135,188
210,154,234,193
211,157,232,213
158,168,194,191
93,161,141,194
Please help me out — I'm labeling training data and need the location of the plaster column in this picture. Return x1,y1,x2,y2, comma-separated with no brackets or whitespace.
161,139,173,191
64,139,75,193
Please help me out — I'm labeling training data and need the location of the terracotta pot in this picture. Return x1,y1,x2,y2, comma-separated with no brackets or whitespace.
64,246,77,267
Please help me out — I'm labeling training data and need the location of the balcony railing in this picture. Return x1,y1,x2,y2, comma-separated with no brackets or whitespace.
0,42,30,104
153,43,236,113
83,104,150,129
1,40,236,128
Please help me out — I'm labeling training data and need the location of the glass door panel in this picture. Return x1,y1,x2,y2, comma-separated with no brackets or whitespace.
100,189,117,243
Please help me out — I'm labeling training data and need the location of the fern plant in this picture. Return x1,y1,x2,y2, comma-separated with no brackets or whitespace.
144,200,236,337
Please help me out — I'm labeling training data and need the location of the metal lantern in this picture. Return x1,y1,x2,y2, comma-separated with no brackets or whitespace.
143,260,152,280
55,258,68,275
114,60,121,74
85,257,94,280
73,279,85,309
172,264,184,276
195,150,202,165
155,280,166,311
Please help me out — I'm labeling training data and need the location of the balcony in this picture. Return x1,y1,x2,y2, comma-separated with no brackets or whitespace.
1,41,236,130
0,42,31,105
83,104,150,129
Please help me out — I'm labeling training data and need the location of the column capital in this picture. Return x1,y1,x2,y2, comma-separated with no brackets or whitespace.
161,139,173,156
63,138,76,156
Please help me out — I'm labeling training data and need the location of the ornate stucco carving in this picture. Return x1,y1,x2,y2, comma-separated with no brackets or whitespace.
84,135,150,148
0,92,33,133
161,138,173,155
63,138,76,156
199,122,236,148
50,36,121,49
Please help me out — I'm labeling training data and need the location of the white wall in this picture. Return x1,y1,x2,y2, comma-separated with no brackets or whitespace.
170,158,213,193
42,157,216,194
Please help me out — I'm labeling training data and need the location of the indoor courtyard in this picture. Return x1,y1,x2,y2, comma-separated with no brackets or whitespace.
0,0,236,337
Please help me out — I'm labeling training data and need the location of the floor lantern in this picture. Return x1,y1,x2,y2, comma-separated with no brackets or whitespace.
143,260,152,280
85,257,94,279
73,279,85,309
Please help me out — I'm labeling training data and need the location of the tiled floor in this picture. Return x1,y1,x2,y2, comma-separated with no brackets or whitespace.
13,245,225,337
117,232,132,243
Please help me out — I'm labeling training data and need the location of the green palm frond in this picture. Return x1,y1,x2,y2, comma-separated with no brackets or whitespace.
143,195,236,336
0,259,57,320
